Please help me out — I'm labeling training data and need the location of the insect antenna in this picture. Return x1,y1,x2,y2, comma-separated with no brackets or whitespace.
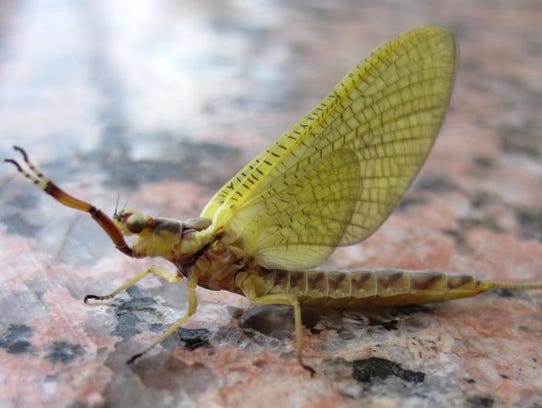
114,193,121,217
121,197,129,213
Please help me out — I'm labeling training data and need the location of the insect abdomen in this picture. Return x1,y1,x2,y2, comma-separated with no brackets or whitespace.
267,269,492,308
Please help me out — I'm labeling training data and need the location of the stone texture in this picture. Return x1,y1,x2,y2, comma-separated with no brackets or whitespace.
1,1,541,407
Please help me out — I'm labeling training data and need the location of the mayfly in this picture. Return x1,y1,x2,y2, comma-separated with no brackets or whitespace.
6,26,542,373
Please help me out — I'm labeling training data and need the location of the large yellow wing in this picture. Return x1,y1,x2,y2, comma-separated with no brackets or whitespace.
201,26,457,270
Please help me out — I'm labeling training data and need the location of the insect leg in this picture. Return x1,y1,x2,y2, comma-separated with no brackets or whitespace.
251,294,315,375
4,146,137,258
84,265,182,303
127,272,199,364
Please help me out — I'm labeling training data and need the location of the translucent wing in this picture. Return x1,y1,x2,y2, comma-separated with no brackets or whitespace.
226,149,362,269
201,26,457,269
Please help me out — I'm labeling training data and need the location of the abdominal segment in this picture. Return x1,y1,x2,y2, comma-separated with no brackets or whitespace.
264,269,485,308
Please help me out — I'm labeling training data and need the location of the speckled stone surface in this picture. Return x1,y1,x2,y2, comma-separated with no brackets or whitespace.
1,1,541,407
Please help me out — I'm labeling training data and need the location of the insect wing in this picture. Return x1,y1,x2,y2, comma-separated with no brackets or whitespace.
227,149,362,269
201,26,457,270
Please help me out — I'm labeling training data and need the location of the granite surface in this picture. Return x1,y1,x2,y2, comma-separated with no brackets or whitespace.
1,1,541,407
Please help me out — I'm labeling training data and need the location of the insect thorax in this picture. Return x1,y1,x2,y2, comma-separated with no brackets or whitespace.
187,232,247,293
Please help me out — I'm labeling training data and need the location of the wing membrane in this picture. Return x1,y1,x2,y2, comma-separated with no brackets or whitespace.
228,149,360,269
201,26,457,269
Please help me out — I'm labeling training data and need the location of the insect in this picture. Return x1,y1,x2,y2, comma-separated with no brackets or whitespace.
5,26,541,373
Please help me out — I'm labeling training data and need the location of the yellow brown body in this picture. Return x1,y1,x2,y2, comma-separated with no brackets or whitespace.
237,269,488,308
192,233,540,309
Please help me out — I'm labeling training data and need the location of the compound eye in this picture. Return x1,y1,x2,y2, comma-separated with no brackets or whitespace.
126,213,145,233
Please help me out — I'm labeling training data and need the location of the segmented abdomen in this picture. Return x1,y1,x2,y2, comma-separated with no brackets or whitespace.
264,269,486,308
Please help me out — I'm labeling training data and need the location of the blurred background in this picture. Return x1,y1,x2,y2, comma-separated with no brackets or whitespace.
0,1,541,407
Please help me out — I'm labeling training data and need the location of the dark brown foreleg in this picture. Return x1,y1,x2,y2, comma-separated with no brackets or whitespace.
5,146,138,258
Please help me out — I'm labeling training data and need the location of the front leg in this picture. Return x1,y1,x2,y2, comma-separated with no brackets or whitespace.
127,272,199,364
84,265,183,303
5,146,137,257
